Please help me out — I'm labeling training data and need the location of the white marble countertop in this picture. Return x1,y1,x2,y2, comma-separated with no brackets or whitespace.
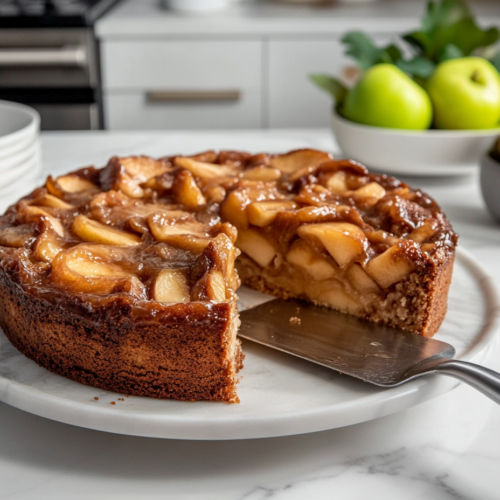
96,0,500,38
1,129,500,499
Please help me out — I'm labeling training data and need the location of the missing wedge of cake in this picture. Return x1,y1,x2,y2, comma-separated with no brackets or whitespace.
0,148,458,403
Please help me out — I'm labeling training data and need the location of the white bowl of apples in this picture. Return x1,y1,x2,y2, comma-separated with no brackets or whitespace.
329,58,500,177
332,113,500,177
312,0,500,176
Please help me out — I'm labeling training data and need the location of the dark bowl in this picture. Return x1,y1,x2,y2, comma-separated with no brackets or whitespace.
480,151,500,221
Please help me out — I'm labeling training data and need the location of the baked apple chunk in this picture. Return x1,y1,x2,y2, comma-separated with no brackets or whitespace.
0,148,457,405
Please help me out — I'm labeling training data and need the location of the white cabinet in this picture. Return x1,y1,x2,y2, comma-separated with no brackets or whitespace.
268,38,347,128
99,29,396,130
101,40,262,130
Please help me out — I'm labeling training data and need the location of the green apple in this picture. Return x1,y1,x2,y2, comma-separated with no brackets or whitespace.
427,57,500,130
342,64,433,130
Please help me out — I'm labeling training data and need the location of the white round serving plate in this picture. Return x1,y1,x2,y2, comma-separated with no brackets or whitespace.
0,248,497,440
0,100,40,151
332,111,500,176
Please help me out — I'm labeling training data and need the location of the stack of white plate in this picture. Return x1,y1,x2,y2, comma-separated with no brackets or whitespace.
0,101,42,212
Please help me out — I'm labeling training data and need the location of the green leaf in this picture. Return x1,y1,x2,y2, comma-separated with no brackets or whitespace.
396,57,436,78
402,0,499,63
341,31,403,71
402,33,425,56
341,31,386,70
309,74,348,104
439,43,463,61
446,19,499,56
421,0,470,32
384,44,403,63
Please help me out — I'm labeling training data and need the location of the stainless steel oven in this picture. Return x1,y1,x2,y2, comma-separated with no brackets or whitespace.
0,0,120,130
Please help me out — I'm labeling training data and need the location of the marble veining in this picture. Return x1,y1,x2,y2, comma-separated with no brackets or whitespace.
0,130,500,499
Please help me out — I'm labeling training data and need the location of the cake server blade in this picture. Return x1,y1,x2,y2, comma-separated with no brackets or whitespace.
238,298,500,403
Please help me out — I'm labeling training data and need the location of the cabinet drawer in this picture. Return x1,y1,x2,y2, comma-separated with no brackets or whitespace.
104,90,261,130
101,40,262,90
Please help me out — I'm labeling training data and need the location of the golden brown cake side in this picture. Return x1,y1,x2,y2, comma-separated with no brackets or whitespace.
0,266,242,402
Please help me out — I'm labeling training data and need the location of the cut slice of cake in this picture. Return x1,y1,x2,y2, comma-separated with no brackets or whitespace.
0,149,458,403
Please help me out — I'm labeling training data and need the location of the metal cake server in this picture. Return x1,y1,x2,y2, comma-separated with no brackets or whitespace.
239,298,500,404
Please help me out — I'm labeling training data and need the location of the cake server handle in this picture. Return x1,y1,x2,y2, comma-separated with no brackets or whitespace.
407,359,500,404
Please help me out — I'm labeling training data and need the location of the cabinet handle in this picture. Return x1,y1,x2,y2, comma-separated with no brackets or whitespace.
146,90,241,102
0,45,87,68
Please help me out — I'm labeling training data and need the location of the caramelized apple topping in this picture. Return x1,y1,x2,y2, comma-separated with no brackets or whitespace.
32,193,75,210
34,221,64,263
55,175,100,194
72,215,141,246
298,222,369,268
18,204,65,237
153,269,190,303
51,245,146,298
0,224,36,248
365,241,419,288
174,156,235,181
0,148,458,313
147,212,209,242
236,228,277,268
247,200,297,227
172,170,207,210
270,149,332,174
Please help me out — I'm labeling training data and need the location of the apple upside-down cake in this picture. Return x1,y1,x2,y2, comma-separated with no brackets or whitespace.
0,149,458,402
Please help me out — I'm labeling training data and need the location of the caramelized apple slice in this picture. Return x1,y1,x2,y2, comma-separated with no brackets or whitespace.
346,264,380,294
159,234,212,254
242,166,281,182
247,200,297,227
153,269,190,303
172,170,206,210
175,157,235,180
45,176,65,198
352,182,386,205
206,270,226,302
407,219,438,243
72,214,141,246
219,190,251,229
33,193,75,210
116,173,144,198
55,175,100,194
119,156,169,182
0,224,36,248
317,283,361,315
325,171,348,193
270,149,332,174
286,240,337,281
209,233,239,289
298,222,368,268
51,248,145,297
19,205,65,237
204,185,226,204
236,228,277,268
148,213,208,242
365,243,417,288
34,225,64,263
